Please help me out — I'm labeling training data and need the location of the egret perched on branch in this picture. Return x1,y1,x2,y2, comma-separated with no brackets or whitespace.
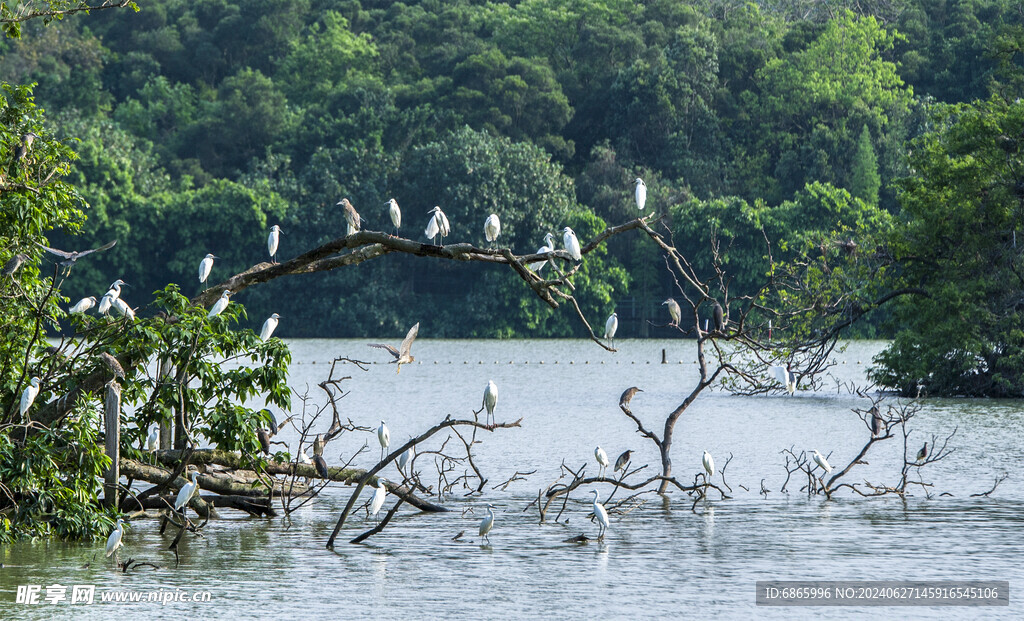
604,312,618,345
614,450,632,473
562,226,582,261
771,365,796,395
260,313,280,340
702,450,715,480
208,290,232,318
338,198,361,236
425,206,450,245
377,420,390,461
69,296,97,314
595,446,610,478
527,232,556,273
19,377,40,416
174,470,201,513
386,198,401,236
112,297,135,320
590,489,609,539
368,322,420,373
198,253,217,283
370,479,388,521
662,298,681,327
397,446,414,473
634,177,647,210
267,225,282,263
479,504,495,544
484,214,501,246
146,427,159,452
483,380,498,426
811,450,832,474
105,518,125,559
98,279,128,316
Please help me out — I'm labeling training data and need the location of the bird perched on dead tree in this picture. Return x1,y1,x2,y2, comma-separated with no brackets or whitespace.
614,450,632,473
338,198,361,236
98,352,125,380
368,322,420,373
619,386,642,408
36,240,116,274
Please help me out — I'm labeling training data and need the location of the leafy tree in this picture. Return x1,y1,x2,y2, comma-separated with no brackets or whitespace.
850,124,881,205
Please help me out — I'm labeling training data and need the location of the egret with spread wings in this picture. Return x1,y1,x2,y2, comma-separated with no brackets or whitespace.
368,322,420,373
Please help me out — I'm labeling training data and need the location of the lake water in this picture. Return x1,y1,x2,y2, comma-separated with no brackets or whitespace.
1,339,1022,619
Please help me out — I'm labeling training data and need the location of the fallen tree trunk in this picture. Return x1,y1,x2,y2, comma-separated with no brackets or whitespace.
127,494,276,517
117,459,213,518
120,458,306,498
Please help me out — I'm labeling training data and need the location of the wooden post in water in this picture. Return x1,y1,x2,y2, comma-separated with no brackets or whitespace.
661,348,667,364
103,380,121,508
157,356,174,450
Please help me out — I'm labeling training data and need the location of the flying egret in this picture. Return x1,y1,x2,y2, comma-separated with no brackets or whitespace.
590,489,609,539
268,225,282,263
377,420,390,461
483,380,498,426
387,198,401,236
527,232,556,273
19,377,40,416
105,518,125,558
662,298,681,327
870,406,883,437
619,386,642,408
338,198,361,236
604,312,618,345
595,446,610,478
207,290,232,318
484,214,501,246
368,322,420,373
370,479,388,521
634,177,647,210
198,253,217,283
479,504,495,544
614,449,632,473
2,253,29,276
702,450,715,480
146,427,159,452
916,442,928,462
112,297,135,320
174,470,201,513
397,445,414,472
811,450,833,474
562,226,582,261
771,365,796,395
257,428,271,455
712,301,726,333
312,454,329,479
425,206,450,245
260,313,281,340
69,296,97,314
36,239,116,274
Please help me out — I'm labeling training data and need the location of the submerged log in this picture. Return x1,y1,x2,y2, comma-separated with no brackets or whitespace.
152,449,446,512
118,459,214,518
132,494,276,517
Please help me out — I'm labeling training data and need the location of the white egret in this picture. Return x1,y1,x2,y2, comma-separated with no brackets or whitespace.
562,226,582,261
614,449,632,473
268,225,282,263
377,420,390,461
112,297,135,320
483,380,498,426
594,446,610,478
69,296,97,314
198,253,217,283
19,377,40,416
146,427,159,452
105,518,125,558
662,298,681,327
527,232,556,273
712,300,726,332
97,292,115,315
338,198,361,236
771,364,796,395
299,448,312,464
479,504,495,544
590,489,609,539
387,198,401,236
370,479,388,521
916,442,928,462
425,206,450,245
634,177,647,210
368,322,420,373
260,313,281,340
702,450,715,480
98,278,128,315
397,445,414,472
811,450,833,474
174,470,201,513
604,312,618,344
484,214,501,246
207,290,232,318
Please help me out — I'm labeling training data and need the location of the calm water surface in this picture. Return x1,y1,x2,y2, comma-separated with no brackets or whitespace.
1,340,1021,619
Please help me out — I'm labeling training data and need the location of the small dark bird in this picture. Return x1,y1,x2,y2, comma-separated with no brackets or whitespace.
312,454,329,479
2,253,29,276
834,239,858,255
99,352,125,380
870,406,883,437
916,442,928,462
13,132,38,162
338,198,361,236
712,300,726,332
260,408,279,434
451,530,465,542
614,450,632,473
619,386,642,408
368,322,420,373
257,428,271,455
313,433,325,457
36,239,116,273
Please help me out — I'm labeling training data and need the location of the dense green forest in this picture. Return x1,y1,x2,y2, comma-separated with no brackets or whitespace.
4,0,1024,394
